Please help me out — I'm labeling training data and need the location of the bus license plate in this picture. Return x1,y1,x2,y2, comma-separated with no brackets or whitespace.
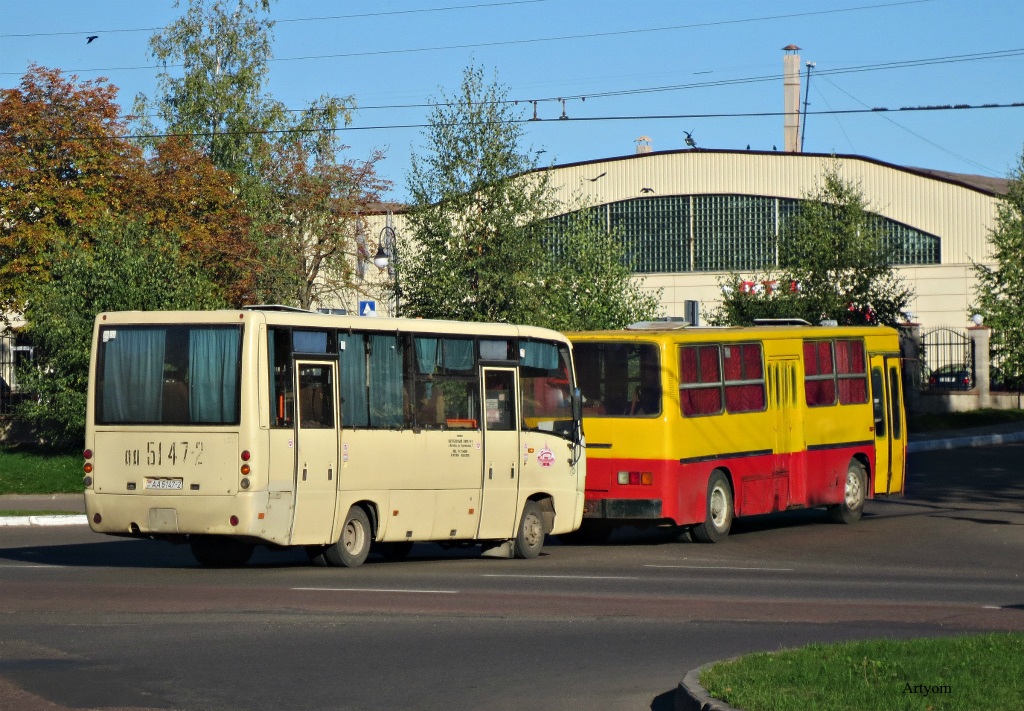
145,478,183,490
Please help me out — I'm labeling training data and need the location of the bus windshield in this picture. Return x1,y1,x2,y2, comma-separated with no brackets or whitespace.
95,324,242,425
573,341,661,417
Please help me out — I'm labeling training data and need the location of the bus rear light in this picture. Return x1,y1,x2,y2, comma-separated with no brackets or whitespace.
617,471,654,486
93,513,102,524
83,463,93,474
229,516,239,526
240,450,251,461
240,477,251,490
83,476,93,488
83,449,93,460
240,464,251,475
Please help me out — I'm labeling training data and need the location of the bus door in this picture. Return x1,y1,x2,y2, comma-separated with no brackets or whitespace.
477,368,521,539
869,355,907,495
768,357,800,507
290,360,340,544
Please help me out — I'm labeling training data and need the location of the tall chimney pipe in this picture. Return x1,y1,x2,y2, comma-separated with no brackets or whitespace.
783,44,801,153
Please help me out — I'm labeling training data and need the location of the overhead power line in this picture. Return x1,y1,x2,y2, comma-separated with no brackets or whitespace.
0,0,550,38
119,100,1024,141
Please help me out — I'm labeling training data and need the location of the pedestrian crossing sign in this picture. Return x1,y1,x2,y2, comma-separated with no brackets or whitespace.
358,300,377,317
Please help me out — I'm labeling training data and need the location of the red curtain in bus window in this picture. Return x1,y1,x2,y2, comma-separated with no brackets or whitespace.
680,345,723,416
836,339,868,404
723,343,766,413
803,341,836,406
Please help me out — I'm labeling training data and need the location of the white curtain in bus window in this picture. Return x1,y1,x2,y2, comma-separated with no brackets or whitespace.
188,328,240,423
101,328,166,422
339,332,368,427
369,334,404,427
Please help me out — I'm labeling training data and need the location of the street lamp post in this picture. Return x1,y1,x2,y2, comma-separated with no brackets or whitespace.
372,213,401,317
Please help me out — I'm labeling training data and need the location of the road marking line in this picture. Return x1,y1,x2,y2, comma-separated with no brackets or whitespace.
481,574,640,580
645,565,796,572
292,587,458,594
0,564,64,569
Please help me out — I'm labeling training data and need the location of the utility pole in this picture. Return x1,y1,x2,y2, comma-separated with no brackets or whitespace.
800,61,815,153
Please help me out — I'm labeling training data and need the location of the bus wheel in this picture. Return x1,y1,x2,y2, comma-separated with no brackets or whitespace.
692,471,733,543
322,506,372,568
189,536,254,568
828,460,867,524
513,501,545,559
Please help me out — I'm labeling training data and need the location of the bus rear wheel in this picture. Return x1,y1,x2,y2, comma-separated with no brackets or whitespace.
692,471,733,543
828,460,867,524
189,536,254,568
321,506,372,568
513,500,545,559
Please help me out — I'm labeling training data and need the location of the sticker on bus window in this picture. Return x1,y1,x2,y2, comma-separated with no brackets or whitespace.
103,330,117,342
538,445,556,468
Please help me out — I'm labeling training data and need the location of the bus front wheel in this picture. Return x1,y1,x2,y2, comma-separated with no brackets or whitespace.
189,536,254,568
692,471,733,543
828,460,867,524
513,500,545,559
322,506,372,568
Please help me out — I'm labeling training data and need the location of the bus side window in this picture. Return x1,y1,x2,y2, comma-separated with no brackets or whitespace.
269,328,294,427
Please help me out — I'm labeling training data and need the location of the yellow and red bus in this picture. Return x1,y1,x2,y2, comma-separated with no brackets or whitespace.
568,321,906,542
83,308,585,567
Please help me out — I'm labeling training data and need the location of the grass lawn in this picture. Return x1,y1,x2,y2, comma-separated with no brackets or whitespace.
907,408,1024,432
700,633,1024,711
0,449,84,495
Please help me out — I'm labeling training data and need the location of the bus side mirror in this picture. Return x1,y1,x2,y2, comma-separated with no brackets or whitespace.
572,387,583,422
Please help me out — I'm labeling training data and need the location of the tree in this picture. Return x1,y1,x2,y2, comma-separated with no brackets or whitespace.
15,220,227,449
972,148,1024,388
538,210,662,331
135,0,385,308
710,167,913,327
261,141,390,310
0,66,146,314
403,63,659,328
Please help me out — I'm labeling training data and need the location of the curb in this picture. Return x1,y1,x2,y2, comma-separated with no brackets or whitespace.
676,663,745,711
0,514,88,527
907,429,1024,454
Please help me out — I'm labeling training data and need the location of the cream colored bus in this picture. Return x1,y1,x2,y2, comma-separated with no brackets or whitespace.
83,308,585,567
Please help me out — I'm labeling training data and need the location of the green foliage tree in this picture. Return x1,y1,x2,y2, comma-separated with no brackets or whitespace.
15,221,227,449
538,211,662,331
135,0,382,308
972,148,1024,388
710,167,913,327
403,64,660,328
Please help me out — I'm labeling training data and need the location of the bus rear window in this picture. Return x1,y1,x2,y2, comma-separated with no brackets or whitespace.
573,342,661,417
96,325,242,425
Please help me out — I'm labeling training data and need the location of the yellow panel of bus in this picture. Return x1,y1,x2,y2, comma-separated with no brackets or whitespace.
84,308,586,567
568,322,906,542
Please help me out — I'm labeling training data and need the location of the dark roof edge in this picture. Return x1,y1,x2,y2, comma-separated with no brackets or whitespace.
534,148,1010,197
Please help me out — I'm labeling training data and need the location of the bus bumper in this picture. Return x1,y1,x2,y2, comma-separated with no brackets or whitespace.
84,490,272,541
583,498,662,519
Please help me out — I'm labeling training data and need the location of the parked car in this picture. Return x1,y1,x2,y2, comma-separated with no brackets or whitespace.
928,364,973,390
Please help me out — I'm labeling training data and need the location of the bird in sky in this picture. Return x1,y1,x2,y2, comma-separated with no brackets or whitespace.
640,187,655,194
684,131,697,148
583,172,607,182
86,35,98,44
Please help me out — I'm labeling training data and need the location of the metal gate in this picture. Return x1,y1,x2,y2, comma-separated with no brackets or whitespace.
921,327,974,390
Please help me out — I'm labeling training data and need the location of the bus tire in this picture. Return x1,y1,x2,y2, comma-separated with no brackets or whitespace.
322,506,372,568
513,500,545,559
828,460,867,524
189,536,254,568
692,471,733,543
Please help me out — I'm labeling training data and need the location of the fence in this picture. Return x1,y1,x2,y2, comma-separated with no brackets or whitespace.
920,326,975,391
0,332,33,416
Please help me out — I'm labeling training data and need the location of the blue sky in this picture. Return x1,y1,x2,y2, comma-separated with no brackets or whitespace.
3,0,1022,202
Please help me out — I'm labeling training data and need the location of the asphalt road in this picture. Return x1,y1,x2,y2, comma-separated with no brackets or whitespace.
1,444,1022,711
